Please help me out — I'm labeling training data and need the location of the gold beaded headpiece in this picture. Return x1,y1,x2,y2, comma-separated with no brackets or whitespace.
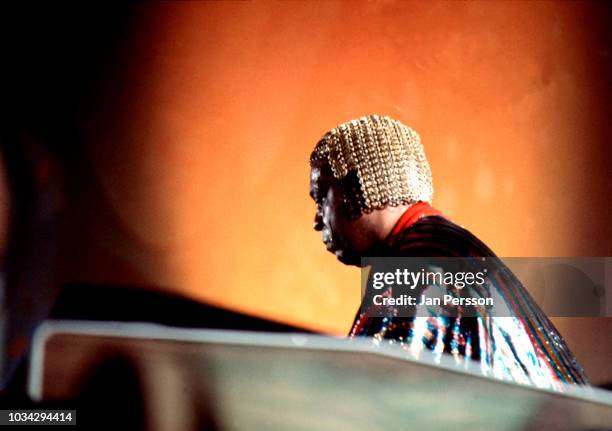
310,115,433,217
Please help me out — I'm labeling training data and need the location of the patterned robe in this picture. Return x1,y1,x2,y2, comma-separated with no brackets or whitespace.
349,204,587,389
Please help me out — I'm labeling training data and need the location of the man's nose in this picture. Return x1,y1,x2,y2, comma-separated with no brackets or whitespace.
313,208,324,231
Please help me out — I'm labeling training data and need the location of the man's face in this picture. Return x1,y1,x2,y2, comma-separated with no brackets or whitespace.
309,165,360,266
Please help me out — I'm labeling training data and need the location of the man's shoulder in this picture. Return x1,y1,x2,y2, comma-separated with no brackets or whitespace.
388,215,497,257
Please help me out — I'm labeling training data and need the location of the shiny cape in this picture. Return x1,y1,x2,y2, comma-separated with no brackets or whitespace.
349,215,588,389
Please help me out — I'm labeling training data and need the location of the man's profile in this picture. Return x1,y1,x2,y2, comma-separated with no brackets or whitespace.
309,115,587,389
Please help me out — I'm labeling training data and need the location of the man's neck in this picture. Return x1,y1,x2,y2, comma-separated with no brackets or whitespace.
357,205,410,247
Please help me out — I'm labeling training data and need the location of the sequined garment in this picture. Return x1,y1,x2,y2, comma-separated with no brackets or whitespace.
350,210,588,390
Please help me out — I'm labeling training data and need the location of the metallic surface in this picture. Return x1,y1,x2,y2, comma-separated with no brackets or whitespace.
29,322,612,430
311,115,433,217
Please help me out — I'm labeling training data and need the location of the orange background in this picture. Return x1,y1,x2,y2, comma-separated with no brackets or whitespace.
48,2,611,382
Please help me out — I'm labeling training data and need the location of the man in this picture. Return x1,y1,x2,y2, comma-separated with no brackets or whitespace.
309,114,587,389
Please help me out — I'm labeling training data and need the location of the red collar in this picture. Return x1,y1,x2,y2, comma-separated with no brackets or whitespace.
388,202,444,240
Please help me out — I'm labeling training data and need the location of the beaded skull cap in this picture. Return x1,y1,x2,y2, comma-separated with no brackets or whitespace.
311,115,433,216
